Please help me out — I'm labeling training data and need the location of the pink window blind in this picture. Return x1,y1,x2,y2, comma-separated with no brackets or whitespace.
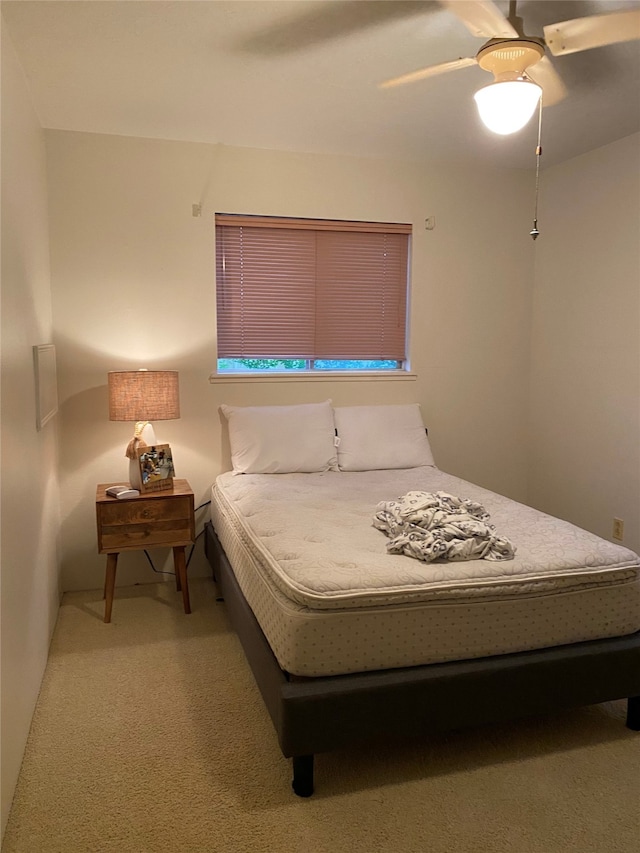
215,214,411,361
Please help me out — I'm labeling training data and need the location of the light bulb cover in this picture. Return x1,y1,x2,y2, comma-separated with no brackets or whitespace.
474,79,542,135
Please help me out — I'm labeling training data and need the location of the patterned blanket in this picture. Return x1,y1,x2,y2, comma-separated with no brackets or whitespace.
373,490,516,563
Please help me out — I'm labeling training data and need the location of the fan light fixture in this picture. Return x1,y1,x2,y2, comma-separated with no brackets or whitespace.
474,77,542,135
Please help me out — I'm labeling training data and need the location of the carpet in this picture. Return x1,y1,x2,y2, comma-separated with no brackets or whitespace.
3,579,639,853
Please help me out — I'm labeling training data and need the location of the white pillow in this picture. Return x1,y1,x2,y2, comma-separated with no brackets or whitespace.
220,401,338,474
334,404,435,471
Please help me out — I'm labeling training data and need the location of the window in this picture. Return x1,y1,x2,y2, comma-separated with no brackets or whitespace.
215,214,411,374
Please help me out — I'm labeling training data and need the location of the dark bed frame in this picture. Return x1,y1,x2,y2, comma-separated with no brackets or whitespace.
204,520,640,797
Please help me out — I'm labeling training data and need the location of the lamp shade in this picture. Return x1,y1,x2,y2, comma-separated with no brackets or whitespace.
474,79,542,135
108,370,180,422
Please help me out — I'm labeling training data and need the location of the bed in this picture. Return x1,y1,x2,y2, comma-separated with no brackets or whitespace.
205,402,640,796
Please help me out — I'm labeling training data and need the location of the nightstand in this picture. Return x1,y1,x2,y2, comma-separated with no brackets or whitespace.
96,479,196,623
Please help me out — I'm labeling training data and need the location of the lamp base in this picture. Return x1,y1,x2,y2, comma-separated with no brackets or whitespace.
129,457,143,491
127,422,157,489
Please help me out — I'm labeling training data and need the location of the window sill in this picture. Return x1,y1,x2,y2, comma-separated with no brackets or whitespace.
209,371,417,384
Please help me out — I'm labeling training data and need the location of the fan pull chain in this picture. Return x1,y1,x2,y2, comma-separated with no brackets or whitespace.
530,97,543,240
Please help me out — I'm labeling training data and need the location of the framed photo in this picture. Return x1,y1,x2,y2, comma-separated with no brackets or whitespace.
33,344,58,430
137,443,175,492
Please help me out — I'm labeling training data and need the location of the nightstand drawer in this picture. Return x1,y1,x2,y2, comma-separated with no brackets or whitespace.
99,496,191,527
99,518,193,551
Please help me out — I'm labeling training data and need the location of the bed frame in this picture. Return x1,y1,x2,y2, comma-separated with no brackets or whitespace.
204,521,640,797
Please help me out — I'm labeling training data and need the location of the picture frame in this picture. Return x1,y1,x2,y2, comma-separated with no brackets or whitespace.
136,443,175,493
33,344,58,430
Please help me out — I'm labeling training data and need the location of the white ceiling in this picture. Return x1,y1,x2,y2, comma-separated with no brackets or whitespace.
3,0,640,170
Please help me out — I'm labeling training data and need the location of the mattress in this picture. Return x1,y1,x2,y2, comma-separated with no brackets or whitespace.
210,467,640,677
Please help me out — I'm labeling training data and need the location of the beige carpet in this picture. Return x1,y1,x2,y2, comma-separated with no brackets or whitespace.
3,578,639,853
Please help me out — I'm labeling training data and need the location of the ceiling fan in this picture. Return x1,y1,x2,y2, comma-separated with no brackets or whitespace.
380,0,640,134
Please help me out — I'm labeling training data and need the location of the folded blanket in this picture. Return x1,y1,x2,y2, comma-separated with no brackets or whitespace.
373,490,516,563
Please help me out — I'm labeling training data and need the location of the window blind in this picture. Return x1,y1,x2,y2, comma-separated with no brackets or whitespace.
215,214,411,362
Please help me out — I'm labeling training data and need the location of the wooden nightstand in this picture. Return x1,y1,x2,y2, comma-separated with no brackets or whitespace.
96,479,196,623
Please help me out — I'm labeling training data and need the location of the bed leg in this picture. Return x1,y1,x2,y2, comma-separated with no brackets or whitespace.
626,696,640,731
291,755,314,797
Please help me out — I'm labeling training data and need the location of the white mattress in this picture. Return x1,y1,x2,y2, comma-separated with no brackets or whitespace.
211,467,640,677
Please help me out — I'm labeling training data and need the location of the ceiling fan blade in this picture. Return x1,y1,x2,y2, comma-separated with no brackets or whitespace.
438,0,518,38
379,56,478,89
543,9,640,56
525,57,567,107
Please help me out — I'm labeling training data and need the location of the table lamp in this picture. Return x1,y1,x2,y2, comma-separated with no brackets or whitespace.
108,369,180,489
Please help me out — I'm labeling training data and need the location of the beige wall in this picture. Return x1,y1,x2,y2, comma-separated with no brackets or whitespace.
0,22,61,835
529,133,640,554
45,130,535,592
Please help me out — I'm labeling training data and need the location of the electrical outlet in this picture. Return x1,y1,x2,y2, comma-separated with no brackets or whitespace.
612,518,624,541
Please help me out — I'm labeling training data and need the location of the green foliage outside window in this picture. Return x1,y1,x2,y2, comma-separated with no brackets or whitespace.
218,358,399,372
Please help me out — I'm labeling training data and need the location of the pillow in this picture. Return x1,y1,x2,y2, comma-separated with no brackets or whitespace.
220,401,338,474
334,404,435,471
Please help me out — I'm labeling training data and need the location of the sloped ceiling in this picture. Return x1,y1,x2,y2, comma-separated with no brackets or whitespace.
3,0,639,169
